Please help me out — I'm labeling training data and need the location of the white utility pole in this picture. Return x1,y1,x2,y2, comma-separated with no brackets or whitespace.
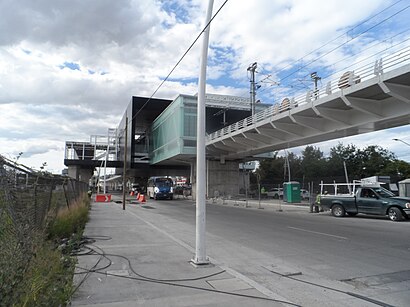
192,0,214,265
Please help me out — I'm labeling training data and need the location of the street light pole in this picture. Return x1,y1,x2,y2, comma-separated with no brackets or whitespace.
393,138,410,147
192,0,213,266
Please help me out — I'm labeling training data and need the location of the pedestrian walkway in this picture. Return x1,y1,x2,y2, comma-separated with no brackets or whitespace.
71,198,292,306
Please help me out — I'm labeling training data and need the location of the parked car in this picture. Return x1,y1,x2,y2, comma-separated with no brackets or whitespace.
267,188,283,199
320,186,410,221
300,189,310,200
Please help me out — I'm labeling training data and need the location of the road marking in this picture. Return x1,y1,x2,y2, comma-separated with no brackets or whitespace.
287,226,348,240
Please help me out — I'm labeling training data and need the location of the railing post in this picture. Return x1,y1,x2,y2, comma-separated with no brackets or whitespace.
306,91,312,103
326,81,332,95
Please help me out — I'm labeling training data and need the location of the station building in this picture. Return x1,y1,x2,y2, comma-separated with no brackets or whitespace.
65,93,270,197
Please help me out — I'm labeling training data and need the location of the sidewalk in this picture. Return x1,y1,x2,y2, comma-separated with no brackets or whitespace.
71,197,289,306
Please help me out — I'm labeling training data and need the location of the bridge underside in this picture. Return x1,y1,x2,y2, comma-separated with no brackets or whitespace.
206,65,410,159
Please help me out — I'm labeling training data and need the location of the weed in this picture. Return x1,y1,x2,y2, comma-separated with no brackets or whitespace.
1,193,90,306
48,194,90,240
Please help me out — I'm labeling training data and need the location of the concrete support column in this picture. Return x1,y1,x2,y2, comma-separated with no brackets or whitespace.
207,160,240,198
67,165,93,184
191,160,240,200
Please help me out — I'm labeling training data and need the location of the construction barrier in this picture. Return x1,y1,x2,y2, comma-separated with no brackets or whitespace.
95,194,112,202
138,194,146,203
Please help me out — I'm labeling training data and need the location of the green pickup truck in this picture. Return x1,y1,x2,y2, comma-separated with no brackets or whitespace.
320,186,410,221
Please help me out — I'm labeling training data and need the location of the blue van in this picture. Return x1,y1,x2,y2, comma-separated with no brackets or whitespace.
147,177,174,200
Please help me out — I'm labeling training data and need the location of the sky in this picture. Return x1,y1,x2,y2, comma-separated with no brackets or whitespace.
1,0,410,173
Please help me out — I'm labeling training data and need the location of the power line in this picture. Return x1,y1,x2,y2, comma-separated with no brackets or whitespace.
273,0,405,79
248,3,408,103
320,37,410,81
262,38,409,104
129,0,229,125
278,4,410,84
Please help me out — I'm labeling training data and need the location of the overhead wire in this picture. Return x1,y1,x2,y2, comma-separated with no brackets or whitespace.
282,35,410,97
278,3,410,84
273,0,406,80
271,28,410,100
244,2,408,103
319,32,410,81
128,0,229,127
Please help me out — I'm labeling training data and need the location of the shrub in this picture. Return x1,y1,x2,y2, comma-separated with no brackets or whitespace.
2,193,91,306
13,237,75,307
48,194,90,240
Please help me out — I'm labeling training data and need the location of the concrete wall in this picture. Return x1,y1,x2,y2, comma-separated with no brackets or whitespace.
192,160,240,200
206,160,240,198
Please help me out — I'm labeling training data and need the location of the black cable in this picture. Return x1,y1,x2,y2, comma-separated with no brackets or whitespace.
75,268,302,307
70,241,108,295
78,243,226,282
269,270,394,307
70,238,301,305
71,236,227,282
71,241,302,305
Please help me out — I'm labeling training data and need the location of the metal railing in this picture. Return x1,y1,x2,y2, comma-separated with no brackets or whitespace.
207,45,410,142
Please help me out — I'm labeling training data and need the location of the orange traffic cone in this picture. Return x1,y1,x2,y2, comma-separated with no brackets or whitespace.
139,194,146,203
136,192,140,200
130,191,134,196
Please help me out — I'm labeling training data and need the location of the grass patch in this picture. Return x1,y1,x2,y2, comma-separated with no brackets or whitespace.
1,193,90,306
12,237,75,307
48,194,90,240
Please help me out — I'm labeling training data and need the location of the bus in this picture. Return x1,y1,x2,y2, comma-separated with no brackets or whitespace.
147,177,174,200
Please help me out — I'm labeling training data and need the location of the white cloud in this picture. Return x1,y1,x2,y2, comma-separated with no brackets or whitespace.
0,0,409,173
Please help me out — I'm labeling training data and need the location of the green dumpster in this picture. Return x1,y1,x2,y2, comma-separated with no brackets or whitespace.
283,181,301,203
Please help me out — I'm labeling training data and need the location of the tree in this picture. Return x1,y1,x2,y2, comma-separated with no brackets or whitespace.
257,152,284,184
300,146,325,183
327,143,359,178
379,159,410,182
257,151,301,184
257,143,410,186
356,145,396,178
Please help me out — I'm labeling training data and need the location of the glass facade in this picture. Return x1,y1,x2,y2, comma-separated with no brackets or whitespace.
150,95,202,164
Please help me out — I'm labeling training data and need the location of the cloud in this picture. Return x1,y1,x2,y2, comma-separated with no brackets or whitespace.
0,0,409,173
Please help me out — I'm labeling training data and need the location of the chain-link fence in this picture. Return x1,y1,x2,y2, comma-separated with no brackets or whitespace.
0,155,88,304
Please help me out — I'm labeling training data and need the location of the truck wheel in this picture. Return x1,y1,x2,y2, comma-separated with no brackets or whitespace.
331,204,345,217
388,207,403,221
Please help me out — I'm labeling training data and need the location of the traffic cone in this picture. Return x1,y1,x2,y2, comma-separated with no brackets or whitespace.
130,191,134,196
136,192,140,200
139,194,146,203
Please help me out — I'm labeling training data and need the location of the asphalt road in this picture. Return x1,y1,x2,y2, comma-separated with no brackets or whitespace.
130,198,410,306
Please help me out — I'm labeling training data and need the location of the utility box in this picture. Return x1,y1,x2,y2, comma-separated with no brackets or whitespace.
398,179,410,197
283,181,301,203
